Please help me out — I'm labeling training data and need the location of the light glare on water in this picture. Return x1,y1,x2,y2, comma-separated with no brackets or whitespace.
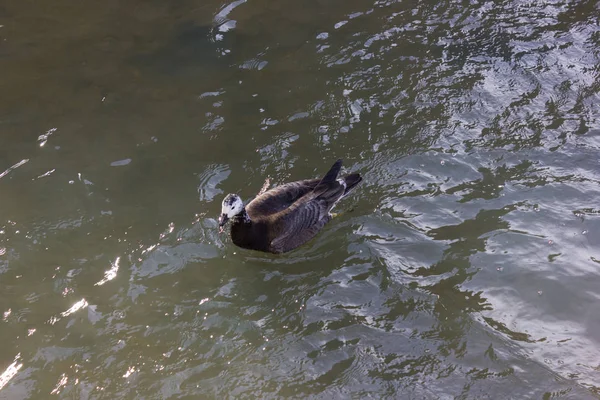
0,0,599,398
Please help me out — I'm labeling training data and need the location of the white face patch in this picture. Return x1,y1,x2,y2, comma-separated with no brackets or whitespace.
221,194,244,218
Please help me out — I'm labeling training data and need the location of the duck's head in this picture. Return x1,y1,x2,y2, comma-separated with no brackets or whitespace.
219,194,244,229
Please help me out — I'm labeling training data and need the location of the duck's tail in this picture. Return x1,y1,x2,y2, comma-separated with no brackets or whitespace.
314,159,362,198
314,159,343,192
342,173,362,196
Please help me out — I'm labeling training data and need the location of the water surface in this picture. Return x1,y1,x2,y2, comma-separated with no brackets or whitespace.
1,0,600,398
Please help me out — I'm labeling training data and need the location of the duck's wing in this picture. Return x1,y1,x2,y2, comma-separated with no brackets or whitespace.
268,196,329,253
269,160,347,253
269,188,345,253
246,178,320,219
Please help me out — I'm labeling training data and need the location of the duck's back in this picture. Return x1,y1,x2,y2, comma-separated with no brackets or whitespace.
246,179,320,220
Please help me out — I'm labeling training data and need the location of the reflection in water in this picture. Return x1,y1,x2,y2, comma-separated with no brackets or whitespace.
37,128,56,148
95,257,120,286
0,0,599,398
197,164,230,202
0,355,22,391
0,159,29,180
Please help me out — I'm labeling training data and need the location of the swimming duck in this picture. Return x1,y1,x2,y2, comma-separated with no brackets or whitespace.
218,159,362,253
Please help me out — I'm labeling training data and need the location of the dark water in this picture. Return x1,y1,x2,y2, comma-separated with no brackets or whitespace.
1,0,600,398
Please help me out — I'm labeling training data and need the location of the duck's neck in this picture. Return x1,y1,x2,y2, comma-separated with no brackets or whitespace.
229,208,260,251
232,208,251,225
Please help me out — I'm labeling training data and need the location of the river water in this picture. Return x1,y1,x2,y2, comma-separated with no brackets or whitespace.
1,0,599,398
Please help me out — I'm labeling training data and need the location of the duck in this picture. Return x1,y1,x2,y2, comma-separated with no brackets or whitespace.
218,159,362,253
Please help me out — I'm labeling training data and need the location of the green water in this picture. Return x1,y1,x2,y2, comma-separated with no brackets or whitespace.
1,0,600,398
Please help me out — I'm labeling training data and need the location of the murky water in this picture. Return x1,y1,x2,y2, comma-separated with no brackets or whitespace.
1,0,600,398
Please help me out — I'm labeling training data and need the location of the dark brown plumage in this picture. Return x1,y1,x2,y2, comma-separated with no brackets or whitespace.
219,159,362,253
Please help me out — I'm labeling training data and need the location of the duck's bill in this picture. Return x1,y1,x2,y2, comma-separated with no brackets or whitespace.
218,214,228,232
